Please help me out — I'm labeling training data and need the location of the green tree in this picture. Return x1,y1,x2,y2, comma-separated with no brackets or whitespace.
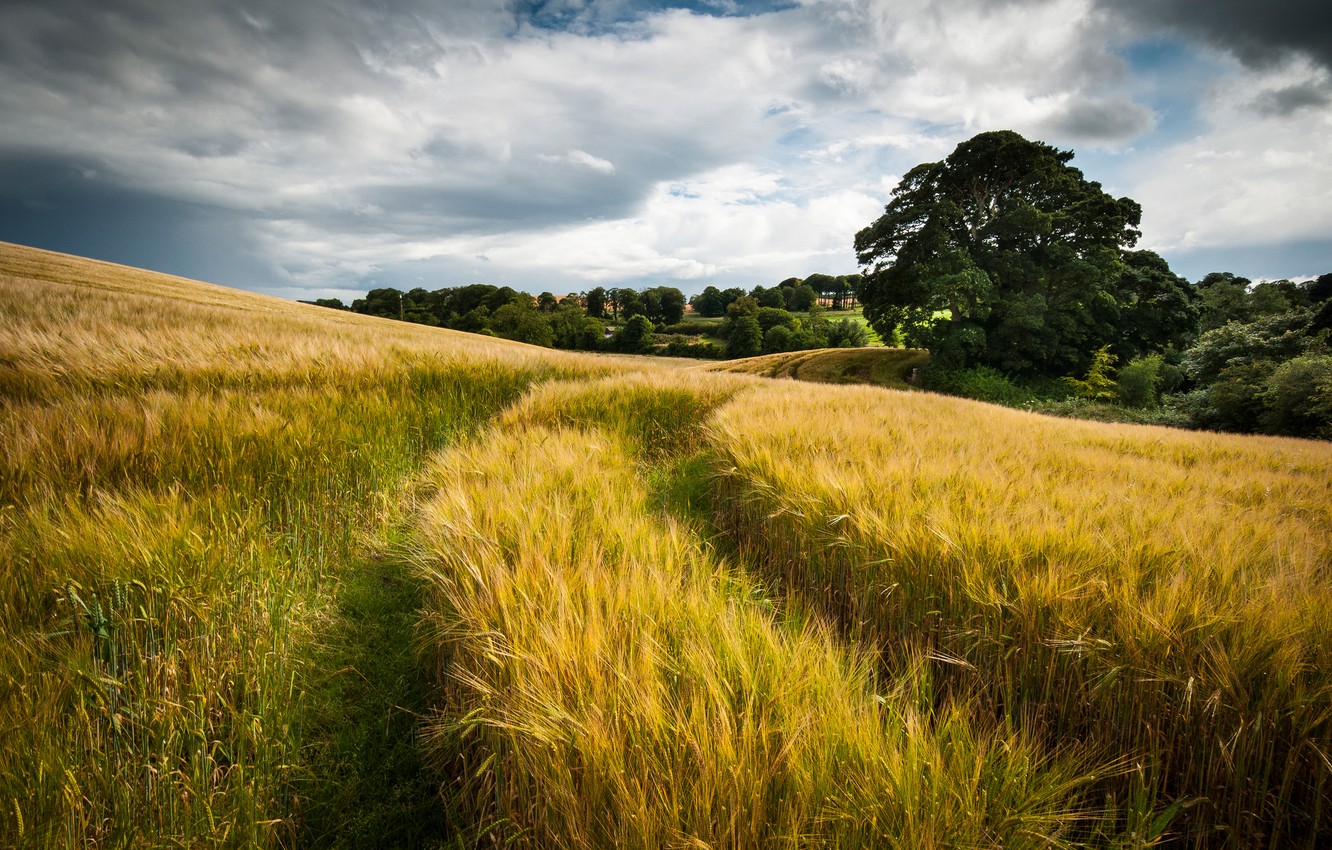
825,318,868,348
720,287,747,309
803,273,836,307
1061,345,1118,400
455,305,490,333
726,315,763,359
1116,251,1198,359
586,287,607,319
1115,353,1164,408
490,287,533,312
1196,273,1254,331
756,307,798,334
1182,311,1314,385
1178,308,1328,434
351,288,404,320
401,288,438,325
442,284,500,320
489,303,554,347
763,324,795,353
610,288,643,321
719,296,760,342
643,286,686,324
787,284,817,312
1260,354,1332,437
640,288,662,322
614,314,655,353
854,130,1142,377
548,304,604,350
725,295,759,320
754,286,786,309
793,316,830,349
690,286,725,317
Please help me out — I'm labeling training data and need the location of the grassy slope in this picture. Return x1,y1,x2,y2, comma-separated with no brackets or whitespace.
705,383,1332,847
704,347,929,390
0,243,597,846
4,242,1331,848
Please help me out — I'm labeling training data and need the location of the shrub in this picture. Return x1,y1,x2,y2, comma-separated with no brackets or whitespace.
662,337,723,359
924,365,1029,406
826,318,868,348
726,315,763,359
757,306,799,333
763,324,795,354
1116,354,1164,408
657,322,714,336
614,314,655,353
1260,354,1332,437
1060,345,1117,400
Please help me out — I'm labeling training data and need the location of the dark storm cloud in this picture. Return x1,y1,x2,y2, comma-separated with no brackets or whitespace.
1252,81,1332,116
1103,0,1332,68
2,0,1325,293
0,0,667,286
0,154,280,289
1040,95,1155,143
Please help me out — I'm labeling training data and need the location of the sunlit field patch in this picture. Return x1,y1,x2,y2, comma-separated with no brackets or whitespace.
705,381,1332,847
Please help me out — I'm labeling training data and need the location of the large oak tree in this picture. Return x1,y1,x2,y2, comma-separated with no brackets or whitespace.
855,130,1152,377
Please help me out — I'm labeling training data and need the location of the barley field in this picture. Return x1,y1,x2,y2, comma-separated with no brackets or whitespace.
2,241,1329,848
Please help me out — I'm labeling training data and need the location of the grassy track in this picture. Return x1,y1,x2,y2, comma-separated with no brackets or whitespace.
295,540,450,847
3,242,1331,848
411,375,1101,848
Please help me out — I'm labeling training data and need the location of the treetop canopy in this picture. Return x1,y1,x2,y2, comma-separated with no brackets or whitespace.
855,130,1164,377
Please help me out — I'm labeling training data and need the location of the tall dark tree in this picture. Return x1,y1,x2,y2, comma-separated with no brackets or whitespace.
351,287,404,320
690,286,726,317
618,289,644,320
1115,250,1198,359
753,286,786,309
803,273,836,307
726,315,763,359
640,288,662,323
788,284,817,312
614,314,655,353
652,286,686,324
854,130,1143,377
586,286,607,319
445,284,500,318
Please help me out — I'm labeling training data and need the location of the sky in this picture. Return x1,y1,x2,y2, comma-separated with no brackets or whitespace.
1,0,1330,301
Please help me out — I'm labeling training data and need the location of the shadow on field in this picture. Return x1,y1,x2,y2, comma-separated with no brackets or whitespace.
295,541,455,850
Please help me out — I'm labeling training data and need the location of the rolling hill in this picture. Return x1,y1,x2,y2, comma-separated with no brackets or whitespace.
3,241,1329,849
702,346,929,389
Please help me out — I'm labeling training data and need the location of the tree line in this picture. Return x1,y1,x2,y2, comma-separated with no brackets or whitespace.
308,284,682,353
687,273,860,316
309,276,871,360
